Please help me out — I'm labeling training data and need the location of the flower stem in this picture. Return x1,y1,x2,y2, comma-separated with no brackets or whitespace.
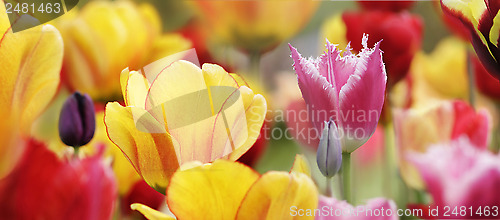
467,51,476,109
73,146,80,159
326,177,333,197
383,123,395,198
342,152,352,203
249,52,261,77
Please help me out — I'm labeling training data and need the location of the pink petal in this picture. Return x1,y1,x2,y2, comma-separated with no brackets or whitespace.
338,40,387,152
290,44,339,133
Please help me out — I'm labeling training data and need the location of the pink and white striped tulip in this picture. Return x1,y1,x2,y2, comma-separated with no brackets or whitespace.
289,35,387,152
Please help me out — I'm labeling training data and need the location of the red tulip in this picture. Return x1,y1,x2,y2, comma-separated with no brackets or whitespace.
0,140,117,220
121,180,164,217
473,54,500,101
358,1,415,12
342,11,423,88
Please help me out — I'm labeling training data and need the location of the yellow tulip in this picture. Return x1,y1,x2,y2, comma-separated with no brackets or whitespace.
133,155,318,220
55,1,192,99
418,37,469,100
0,2,63,177
105,60,267,193
191,0,319,53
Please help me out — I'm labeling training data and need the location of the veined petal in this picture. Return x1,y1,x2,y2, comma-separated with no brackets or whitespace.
338,40,387,152
290,44,338,132
167,160,260,220
131,203,175,220
235,171,318,220
104,102,178,193
0,16,63,134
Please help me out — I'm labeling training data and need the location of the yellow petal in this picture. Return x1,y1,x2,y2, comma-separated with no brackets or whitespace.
131,203,176,220
147,34,193,64
290,154,311,177
167,160,260,220
321,14,348,50
236,172,318,220
420,37,468,99
0,11,63,134
105,102,179,193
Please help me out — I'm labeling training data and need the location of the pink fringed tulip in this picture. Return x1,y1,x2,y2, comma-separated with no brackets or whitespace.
317,196,397,220
289,35,387,152
409,137,500,219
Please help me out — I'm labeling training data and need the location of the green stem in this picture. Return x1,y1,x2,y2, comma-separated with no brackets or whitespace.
467,52,476,109
326,177,333,197
383,123,394,199
342,152,352,203
73,146,80,159
249,52,261,77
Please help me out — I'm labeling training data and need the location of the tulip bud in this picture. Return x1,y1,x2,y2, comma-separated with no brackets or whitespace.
58,92,96,147
316,120,342,178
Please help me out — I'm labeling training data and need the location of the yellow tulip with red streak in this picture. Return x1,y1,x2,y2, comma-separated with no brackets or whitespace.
0,2,63,177
132,155,318,220
105,60,267,193
55,1,192,99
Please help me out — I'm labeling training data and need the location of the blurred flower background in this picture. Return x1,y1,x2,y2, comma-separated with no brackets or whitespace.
1,0,500,219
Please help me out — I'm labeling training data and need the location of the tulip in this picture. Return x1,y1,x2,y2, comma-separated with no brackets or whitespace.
58,92,96,147
0,139,117,219
317,196,397,220
289,35,387,153
55,1,192,99
0,3,63,178
358,1,415,12
441,0,500,80
394,100,491,189
317,120,342,178
409,137,500,219
190,0,319,54
132,155,318,220
474,54,500,101
105,60,267,193
322,11,422,89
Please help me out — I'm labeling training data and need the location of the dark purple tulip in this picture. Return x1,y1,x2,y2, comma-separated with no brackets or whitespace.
58,92,95,147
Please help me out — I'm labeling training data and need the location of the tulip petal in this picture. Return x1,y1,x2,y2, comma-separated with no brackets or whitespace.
441,0,500,78
131,203,175,220
235,171,318,220
104,102,178,193
0,15,63,134
167,160,260,220
290,44,339,132
290,154,311,177
338,40,386,152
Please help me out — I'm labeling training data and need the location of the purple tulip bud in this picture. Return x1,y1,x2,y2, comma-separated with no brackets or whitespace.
58,92,96,147
317,120,342,178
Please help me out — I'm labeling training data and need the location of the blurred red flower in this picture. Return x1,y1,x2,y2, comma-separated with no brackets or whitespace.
474,55,500,101
342,11,423,89
121,180,164,217
358,1,415,12
0,140,117,220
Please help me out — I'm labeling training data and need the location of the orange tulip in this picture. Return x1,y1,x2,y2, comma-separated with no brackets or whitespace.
191,0,319,53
